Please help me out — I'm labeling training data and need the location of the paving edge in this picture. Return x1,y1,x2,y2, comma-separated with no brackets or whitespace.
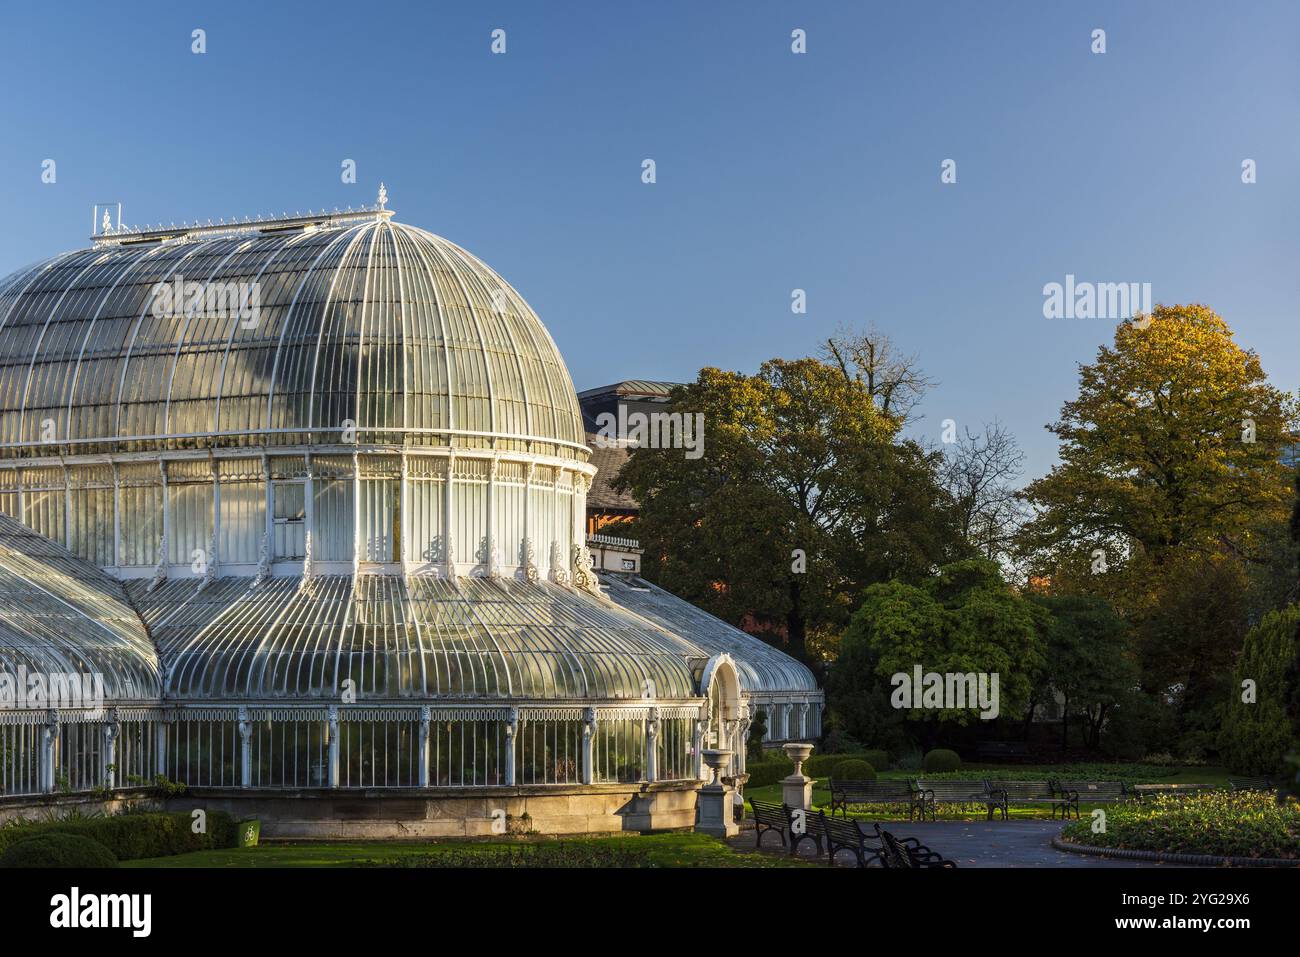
1051,836,1300,868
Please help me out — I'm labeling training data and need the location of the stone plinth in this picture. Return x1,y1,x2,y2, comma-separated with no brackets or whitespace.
696,749,739,838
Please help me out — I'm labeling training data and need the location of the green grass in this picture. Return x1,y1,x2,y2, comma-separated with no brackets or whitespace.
122,832,811,869
743,764,1230,822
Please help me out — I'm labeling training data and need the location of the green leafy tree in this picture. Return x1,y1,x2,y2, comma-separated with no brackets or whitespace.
828,560,1046,749
617,360,967,663
1027,594,1138,751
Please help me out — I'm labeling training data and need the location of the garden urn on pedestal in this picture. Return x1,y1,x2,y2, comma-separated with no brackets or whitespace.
696,749,739,838
781,742,815,810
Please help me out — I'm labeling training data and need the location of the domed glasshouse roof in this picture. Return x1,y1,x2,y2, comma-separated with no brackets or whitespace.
0,207,585,460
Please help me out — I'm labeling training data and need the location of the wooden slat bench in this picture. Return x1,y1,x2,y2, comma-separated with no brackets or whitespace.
876,826,957,868
986,781,1074,820
1228,777,1274,792
911,779,996,821
1052,779,1128,817
751,799,788,849
828,779,924,820
785,804,829,857
823,815,883,867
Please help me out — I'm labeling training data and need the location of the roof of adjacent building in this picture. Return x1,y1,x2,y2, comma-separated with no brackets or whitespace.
577,380,683,401
585,434,638,511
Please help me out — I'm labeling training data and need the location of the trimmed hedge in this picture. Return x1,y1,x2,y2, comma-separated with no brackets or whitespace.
1060,791,1299,859
0,810,241,861
923,749,961,772
745,750,890,787
0,833,118,869
832,760,876,781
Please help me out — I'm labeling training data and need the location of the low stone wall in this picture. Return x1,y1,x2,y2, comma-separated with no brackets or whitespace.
0,789,160,825
164,781,700,839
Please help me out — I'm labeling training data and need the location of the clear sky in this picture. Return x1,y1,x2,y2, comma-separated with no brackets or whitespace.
0,1,1295,480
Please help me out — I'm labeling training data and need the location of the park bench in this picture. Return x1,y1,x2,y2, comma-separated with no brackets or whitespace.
751,799,788,849
911,779,996,821
1052,779,1128,817
1129,783,1216,801
976,741,1032,762
822,815,884,867
784,804,830,857
876,826,957,868
1228,777,1274,792
828,779,924,820
986,780,1073,820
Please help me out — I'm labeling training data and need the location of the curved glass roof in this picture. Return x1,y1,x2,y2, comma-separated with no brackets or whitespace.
597,572,819,695
125,574,697,701
0,217,585,459
0,514,161,703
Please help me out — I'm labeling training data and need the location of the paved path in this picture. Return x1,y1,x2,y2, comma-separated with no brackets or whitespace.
729,819,1173,868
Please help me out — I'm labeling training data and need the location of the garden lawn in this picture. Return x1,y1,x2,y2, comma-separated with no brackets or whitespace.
121,832,812,869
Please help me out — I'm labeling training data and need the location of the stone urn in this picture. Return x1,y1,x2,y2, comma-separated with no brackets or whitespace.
782,742,814,777
701,748,733,787
780,742,815,810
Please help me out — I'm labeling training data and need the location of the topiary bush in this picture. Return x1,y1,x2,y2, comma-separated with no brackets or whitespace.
923,748,961,772
858,750,890,772
0,833,118,868
831,760,876,781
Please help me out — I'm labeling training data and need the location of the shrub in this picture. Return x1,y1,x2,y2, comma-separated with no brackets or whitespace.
923,748,961,772
1219,605,1300,776
0,833,117,869
1060,791,1300,859
858,749,890,771
831,760,875,781
0,810,240,861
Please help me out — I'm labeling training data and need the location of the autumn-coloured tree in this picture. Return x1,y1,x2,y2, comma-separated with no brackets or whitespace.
616,359,967,664
1019,304,1296,750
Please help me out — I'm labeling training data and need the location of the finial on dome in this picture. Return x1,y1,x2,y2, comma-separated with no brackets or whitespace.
101,209,112,234
377,183,388,210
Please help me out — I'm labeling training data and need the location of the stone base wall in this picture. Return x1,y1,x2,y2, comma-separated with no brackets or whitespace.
0,790,160,826
163,782,701,839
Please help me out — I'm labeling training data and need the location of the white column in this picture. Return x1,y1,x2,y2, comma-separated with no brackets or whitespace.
238,707,252,788
692,716,705,781
155,715,169,778
39,711,58,794
645,708,659,783
417,706,430,787
444,454,456,577
302,456,315,578
581,707,596,784
327,705,340,788
504,706,518,786
102,710,119,790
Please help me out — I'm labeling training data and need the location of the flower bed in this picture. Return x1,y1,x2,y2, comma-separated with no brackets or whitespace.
1059,791,1299,859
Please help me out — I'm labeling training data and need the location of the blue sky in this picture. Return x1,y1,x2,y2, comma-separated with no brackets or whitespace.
1,0,1295,479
